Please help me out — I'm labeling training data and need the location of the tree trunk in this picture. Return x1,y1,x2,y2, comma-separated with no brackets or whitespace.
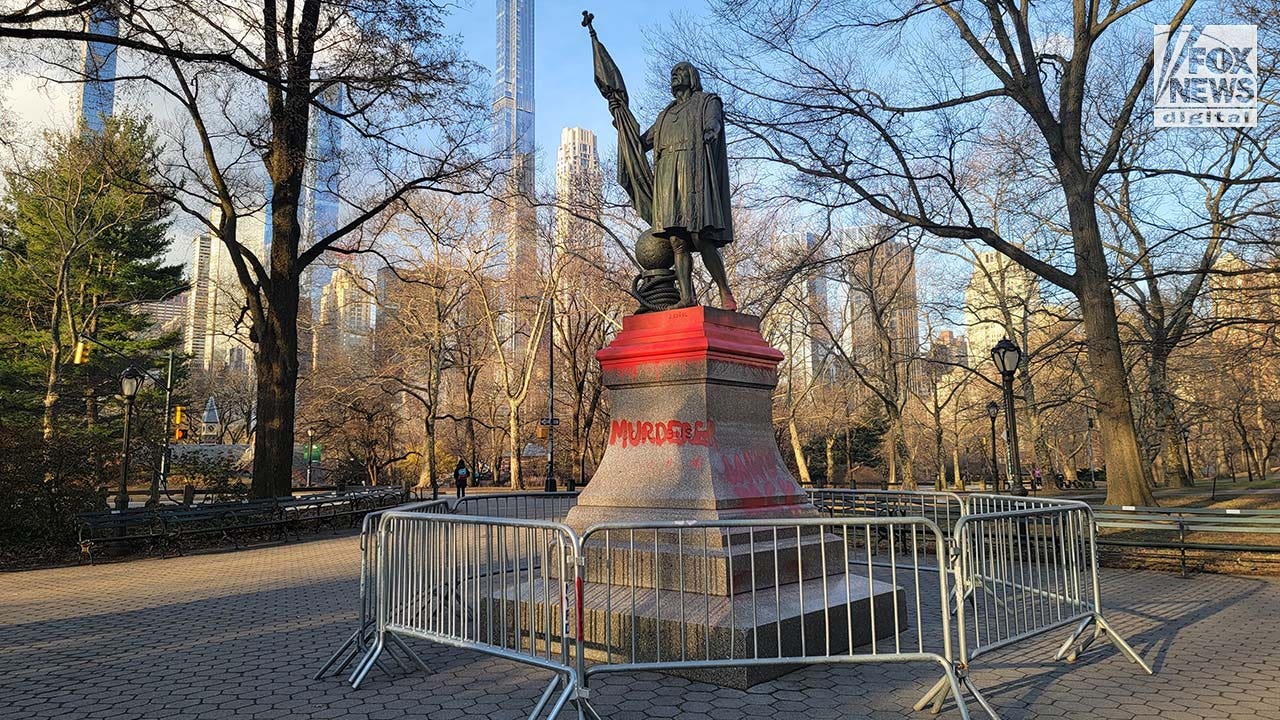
933,411,945,491
250,284,300,499
788,418,811,485
952,445,962,491
418,417,437,493
824,435,836,489
1149,354,1192,487
465,368,479,476
1070,195,1155,507
508,404,523,490
890,419,916,490
42,287,67,442
1018,368,1053,478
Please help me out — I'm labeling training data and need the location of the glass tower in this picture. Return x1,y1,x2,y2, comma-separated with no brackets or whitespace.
302,86,345,309
80,7,118,134
493,0,536,272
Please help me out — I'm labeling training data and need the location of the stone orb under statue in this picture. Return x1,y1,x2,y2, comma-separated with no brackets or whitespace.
635,229,674,270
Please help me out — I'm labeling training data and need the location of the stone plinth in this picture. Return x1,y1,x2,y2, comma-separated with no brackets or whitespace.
485,573,906,689
555,306,903,688
580,527,846,594
565,307,814,531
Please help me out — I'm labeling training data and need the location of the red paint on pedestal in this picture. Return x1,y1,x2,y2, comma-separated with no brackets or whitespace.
597,306,783,374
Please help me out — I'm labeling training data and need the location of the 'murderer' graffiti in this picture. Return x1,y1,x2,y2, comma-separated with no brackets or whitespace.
609,419,716,448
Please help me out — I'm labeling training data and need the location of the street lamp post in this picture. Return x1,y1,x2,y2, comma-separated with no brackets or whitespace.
306,428,315,488
545,285,557,494
986,401,1000,492
991,338,1027,496
117,367,145,514
152,350,175,506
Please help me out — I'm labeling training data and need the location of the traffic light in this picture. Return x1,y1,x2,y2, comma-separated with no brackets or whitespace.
72,340,89,365
173,406,186,440
174,428,187,440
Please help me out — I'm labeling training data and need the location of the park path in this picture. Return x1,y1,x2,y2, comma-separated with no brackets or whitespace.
2,534,1279,719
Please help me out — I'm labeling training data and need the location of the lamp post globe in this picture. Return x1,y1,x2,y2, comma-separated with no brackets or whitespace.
990,338,1027,496
991,337,1022,376
119,366,144,399
116,367,145,514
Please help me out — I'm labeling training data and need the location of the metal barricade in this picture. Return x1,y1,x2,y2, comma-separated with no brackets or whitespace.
578,517,979,719
962,493,1083,516
359,511,593,720
451,491,580,521
923,501,1151,717
808,489,966,541
315,491,1151,720
314,499,451,681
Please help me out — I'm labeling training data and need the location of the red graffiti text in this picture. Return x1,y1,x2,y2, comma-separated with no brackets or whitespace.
609,419,716,448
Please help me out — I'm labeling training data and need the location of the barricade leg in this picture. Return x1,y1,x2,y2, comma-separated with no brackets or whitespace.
961,676,998,719
1053,616,1095,663
314,628,363,680
386,632,432,675
349,633,385,689
528,677,562,720
909,661,982,719
1052,614,1150,674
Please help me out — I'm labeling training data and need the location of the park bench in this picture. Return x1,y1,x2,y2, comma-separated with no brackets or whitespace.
1094,504,1280,574
76,488,407,562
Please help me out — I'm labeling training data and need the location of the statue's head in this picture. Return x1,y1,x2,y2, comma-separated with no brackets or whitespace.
669,62,703,95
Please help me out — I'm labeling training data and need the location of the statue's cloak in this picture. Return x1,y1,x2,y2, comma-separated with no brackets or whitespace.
644,81,734,247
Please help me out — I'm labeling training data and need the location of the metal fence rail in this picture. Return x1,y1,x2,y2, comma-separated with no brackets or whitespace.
962,493,1085,516
314,491,1153,720
918,502,1150,717
452,491,580,521
76,487,407,561
807,489,966,542
578,517,978,719
362,511,589,720
314,499,451,682
1095,505,1280,575
315,492,581,683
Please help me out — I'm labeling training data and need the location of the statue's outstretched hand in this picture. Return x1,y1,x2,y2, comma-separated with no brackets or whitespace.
608,97,623,113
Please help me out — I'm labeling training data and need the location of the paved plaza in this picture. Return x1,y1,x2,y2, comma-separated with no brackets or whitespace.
2,534,1279,720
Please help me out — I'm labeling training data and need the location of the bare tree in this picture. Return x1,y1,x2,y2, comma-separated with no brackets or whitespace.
1,0,498,496
666,0,1280,505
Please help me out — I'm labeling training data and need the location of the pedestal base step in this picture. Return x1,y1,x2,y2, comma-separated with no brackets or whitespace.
482,572,905,690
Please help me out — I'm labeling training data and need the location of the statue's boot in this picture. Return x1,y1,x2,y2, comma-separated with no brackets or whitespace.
674,251,696,308
720,289,738,312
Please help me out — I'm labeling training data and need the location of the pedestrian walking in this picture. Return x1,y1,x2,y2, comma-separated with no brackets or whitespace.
453,459,470,499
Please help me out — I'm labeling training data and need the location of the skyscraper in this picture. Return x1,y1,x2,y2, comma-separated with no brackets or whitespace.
301,85,346,310
963,249,1042,361
828,226,920,368
183,208,270,375
183,231,214,367
554,127,602,260
79,7,118,134
313,262,373,367
493,0,536,272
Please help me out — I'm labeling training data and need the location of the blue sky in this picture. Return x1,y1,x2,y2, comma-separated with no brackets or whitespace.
447,0,694,179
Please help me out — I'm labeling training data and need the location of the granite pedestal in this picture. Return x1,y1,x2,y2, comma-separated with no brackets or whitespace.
557,307,902,686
